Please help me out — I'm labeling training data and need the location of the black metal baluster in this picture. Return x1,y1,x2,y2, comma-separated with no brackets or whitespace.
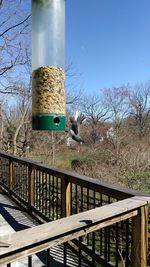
42,172,44,214
80,186,83,212
25,165,28,200
38,170,40,211
100,194,103,256
75,184,78,214
92,190,96,266
87,188,89,211
14,162,16,192
115,223,119,267
38,170,41,211
28,255,32,267
56,176,58,219
104,227,108,263
36,169,38,209
54,176,56,219
70,182,72,215
45,173,48,217
78,236,82,266
125,220,129,267
40,170,42,211
46,248,50,266
79,186,83,245
7,264,11,267
19,164,22,198
22,164,24,199
17,163,19,196
23,164,25,199
64,243,67,267
60,177,63,218
107,196,111,262
48,174,51,219
87,188,90,246
86,188,89,211
33,168,35,207
52,175,55,220
57,177,60,218
17,163,19,195
21,164,22,199
19,164,21,197
41,171,43,212
35,169,37,208
13,163,16,192
92,229,96,266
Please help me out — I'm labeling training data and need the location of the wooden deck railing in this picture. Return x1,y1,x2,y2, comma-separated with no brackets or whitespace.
0,197,150,267
0,151,150,266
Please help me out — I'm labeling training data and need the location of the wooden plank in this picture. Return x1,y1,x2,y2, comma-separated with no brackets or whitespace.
132,205,148,267
0,196,149,265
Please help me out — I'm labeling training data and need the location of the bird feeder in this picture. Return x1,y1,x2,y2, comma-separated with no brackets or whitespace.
32,0,66,130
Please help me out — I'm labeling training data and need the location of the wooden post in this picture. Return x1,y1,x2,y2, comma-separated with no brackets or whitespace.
132,205,148,267
28,164,35,212
8,158,13,195
62,175,71,218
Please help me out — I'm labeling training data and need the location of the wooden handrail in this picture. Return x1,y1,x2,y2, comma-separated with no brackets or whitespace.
0,151,149,200
0,196,150,266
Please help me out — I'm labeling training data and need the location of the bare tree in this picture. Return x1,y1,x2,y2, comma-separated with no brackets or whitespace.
0,0,31,154
103,87,129,177
128,84,150,138
0,0,31,94
83,94,109,124
2,89,31,155
12,101,30,155
81,94,109,145
65,63,84,114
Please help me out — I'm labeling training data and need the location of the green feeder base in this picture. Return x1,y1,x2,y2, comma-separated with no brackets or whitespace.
32,114,66,130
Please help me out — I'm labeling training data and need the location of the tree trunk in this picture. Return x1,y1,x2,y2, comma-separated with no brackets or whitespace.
13,104,29,155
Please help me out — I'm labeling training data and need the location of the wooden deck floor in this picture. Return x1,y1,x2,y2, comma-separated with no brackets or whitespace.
0,192,88,267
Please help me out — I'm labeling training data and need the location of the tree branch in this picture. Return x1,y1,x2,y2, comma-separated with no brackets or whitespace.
0,14,31,37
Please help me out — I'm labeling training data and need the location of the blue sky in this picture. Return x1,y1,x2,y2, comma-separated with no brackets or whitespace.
66,0,150,93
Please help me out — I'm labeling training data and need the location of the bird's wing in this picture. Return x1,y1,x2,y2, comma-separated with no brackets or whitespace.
70,129,83,143
74,111,79,121
71,121,78,135
77,113,86,124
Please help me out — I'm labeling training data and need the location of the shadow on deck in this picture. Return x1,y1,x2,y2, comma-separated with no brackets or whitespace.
0,192,87,267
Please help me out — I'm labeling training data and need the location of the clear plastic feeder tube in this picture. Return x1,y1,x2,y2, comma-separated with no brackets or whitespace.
32,0,65,130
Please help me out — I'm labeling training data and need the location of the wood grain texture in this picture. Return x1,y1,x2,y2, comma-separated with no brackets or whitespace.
0,196,149,265
132,205,148,267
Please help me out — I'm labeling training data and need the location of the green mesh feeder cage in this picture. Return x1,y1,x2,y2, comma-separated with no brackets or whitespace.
32,0,66,130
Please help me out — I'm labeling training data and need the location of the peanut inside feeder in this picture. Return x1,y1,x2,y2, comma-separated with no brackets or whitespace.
32,66,65,130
